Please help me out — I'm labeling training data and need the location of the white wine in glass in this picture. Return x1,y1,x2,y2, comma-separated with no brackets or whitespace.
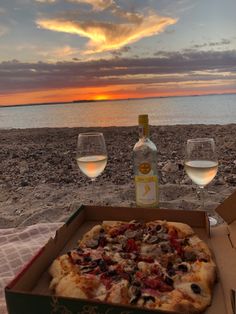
76,132,107,182
184,138,218,226
184,160,218,187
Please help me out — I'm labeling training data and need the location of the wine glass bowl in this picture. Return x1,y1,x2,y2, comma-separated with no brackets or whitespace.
76,132,107,181
184,138,218,226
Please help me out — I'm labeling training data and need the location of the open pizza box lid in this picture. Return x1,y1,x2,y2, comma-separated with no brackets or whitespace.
215,189,236,241
213,189,236,314
4,191,236,314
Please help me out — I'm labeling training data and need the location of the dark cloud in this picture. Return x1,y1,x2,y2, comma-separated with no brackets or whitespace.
192,38,231,49
110,46,131,57
67,0,114,11
209,39,231,46
0,50,236,93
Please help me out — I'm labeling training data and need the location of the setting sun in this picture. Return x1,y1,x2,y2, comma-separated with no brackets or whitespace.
93,94,110,101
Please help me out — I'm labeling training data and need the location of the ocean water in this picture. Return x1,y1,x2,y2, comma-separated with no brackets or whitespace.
0,94,236,129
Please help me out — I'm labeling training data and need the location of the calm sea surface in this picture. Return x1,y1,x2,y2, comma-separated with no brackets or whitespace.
0,94,236,129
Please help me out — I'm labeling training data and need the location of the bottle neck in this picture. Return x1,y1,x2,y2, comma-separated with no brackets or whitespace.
139,123,149,139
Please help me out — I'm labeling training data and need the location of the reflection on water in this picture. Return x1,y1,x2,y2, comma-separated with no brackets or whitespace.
0,94,236,129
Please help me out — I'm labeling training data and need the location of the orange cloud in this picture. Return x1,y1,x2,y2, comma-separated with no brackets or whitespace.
37,13,177,54
38,45,79,60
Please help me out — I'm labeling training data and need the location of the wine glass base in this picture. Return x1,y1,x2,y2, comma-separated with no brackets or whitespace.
208,216,218,227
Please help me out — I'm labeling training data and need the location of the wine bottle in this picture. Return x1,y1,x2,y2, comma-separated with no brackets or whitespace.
133,114,159,207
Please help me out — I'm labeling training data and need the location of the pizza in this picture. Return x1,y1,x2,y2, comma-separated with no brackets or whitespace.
49,220,216,313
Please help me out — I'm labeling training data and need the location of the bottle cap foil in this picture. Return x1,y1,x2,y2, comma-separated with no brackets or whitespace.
138,114,149,125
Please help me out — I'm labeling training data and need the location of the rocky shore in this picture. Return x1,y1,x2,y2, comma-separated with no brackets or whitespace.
0,124,236,228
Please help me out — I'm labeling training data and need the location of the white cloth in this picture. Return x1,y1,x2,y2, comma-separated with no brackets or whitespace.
0,223,62,314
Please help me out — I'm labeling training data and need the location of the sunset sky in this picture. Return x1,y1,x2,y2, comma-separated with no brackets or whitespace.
0,0,236,106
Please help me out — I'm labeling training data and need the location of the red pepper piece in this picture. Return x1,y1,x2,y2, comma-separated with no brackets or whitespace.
144,277,173,292
110,223,136,237
125,239,139,252
100,273,112,290
170,238,183,257
98,236,107,247
138,255,154,263
144,278,162,289
169,229,184,257
135,271,145,280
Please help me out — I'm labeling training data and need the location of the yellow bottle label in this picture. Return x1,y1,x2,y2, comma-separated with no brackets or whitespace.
139,162,151,174
135,175,158,207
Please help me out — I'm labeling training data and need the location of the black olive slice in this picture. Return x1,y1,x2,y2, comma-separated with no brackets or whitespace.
160,242,171,253
143,295,155,304
164,276,174,286
191,283,201,294
67,251,72,258
107,270,117,277
167,268,176,277
155,224,162,232
76,247,83,253
98,259,107,272
130,287,141,304
132,280,141,287
130,295,139,305
83,255,92,262
178,264,188,272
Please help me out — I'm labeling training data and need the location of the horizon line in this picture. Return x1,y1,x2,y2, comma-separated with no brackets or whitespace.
0,92,236,108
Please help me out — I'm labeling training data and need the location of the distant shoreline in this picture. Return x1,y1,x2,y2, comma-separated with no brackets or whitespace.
0,92,235,109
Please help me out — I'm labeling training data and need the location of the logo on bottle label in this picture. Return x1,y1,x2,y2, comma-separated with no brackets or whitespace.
139,162,151,174
135,176,158,206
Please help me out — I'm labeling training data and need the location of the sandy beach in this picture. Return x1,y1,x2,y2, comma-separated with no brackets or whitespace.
0,124,236,228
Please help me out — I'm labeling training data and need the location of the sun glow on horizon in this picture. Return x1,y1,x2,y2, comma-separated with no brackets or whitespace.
1,85,236,107
93,94,110,101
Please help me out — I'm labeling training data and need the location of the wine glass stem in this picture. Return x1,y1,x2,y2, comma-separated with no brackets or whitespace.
90,178,98,204
199,186,205,210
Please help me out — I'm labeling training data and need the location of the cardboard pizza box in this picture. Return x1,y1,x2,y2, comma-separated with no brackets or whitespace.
5,191,236,314
213,191,236,314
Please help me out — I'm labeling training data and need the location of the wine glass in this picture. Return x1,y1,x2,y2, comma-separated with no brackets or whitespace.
76,132,107,182
184,138,218,226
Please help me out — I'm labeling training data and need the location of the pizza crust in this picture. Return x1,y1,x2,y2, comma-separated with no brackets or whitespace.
173,281,212,311
53,273,88,299
166,221,195,237
49,253,77,279
79,224,103,246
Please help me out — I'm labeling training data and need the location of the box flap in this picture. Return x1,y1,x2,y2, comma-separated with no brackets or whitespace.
211,224,236,314
231,290,236,314
228,221,236,250
215,190,236,224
